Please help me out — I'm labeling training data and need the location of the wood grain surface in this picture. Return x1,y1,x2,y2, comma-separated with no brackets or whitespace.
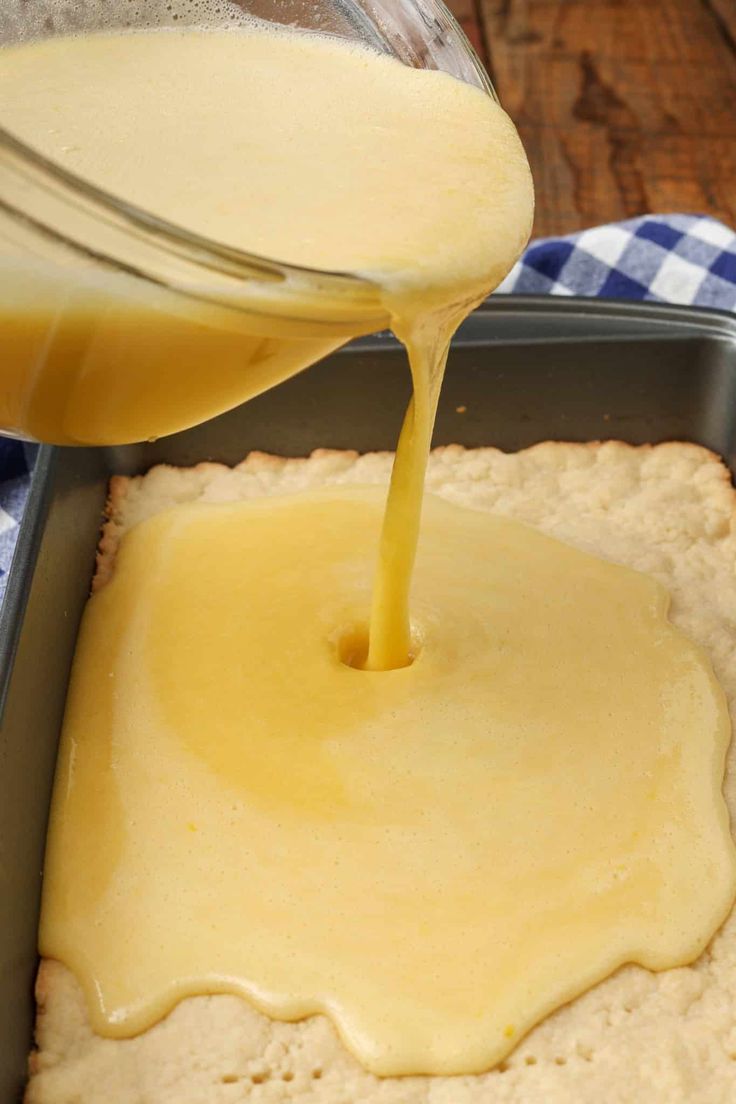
447,0,736,236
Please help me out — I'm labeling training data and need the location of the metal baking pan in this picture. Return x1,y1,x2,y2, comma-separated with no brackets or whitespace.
3,295,736,1101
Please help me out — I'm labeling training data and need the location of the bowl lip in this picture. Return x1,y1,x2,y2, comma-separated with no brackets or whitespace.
0,12,493,295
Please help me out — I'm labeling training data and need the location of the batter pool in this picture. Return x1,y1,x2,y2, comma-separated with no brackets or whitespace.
40,488,736,1076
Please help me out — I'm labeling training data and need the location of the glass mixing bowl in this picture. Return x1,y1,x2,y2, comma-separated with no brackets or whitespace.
0,0,493,445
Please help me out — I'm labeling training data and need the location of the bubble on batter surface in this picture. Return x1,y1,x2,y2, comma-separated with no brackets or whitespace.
0,0,361,44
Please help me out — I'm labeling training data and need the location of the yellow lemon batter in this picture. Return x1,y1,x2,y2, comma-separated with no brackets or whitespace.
0,23,532,665
41,487,736,1075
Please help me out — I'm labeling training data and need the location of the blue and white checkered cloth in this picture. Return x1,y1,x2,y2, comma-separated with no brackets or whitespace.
0,438,35,601
1,212,735,599
497,213,736,307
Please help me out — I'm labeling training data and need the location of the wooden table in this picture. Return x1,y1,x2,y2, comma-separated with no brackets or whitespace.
447,0,736,238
